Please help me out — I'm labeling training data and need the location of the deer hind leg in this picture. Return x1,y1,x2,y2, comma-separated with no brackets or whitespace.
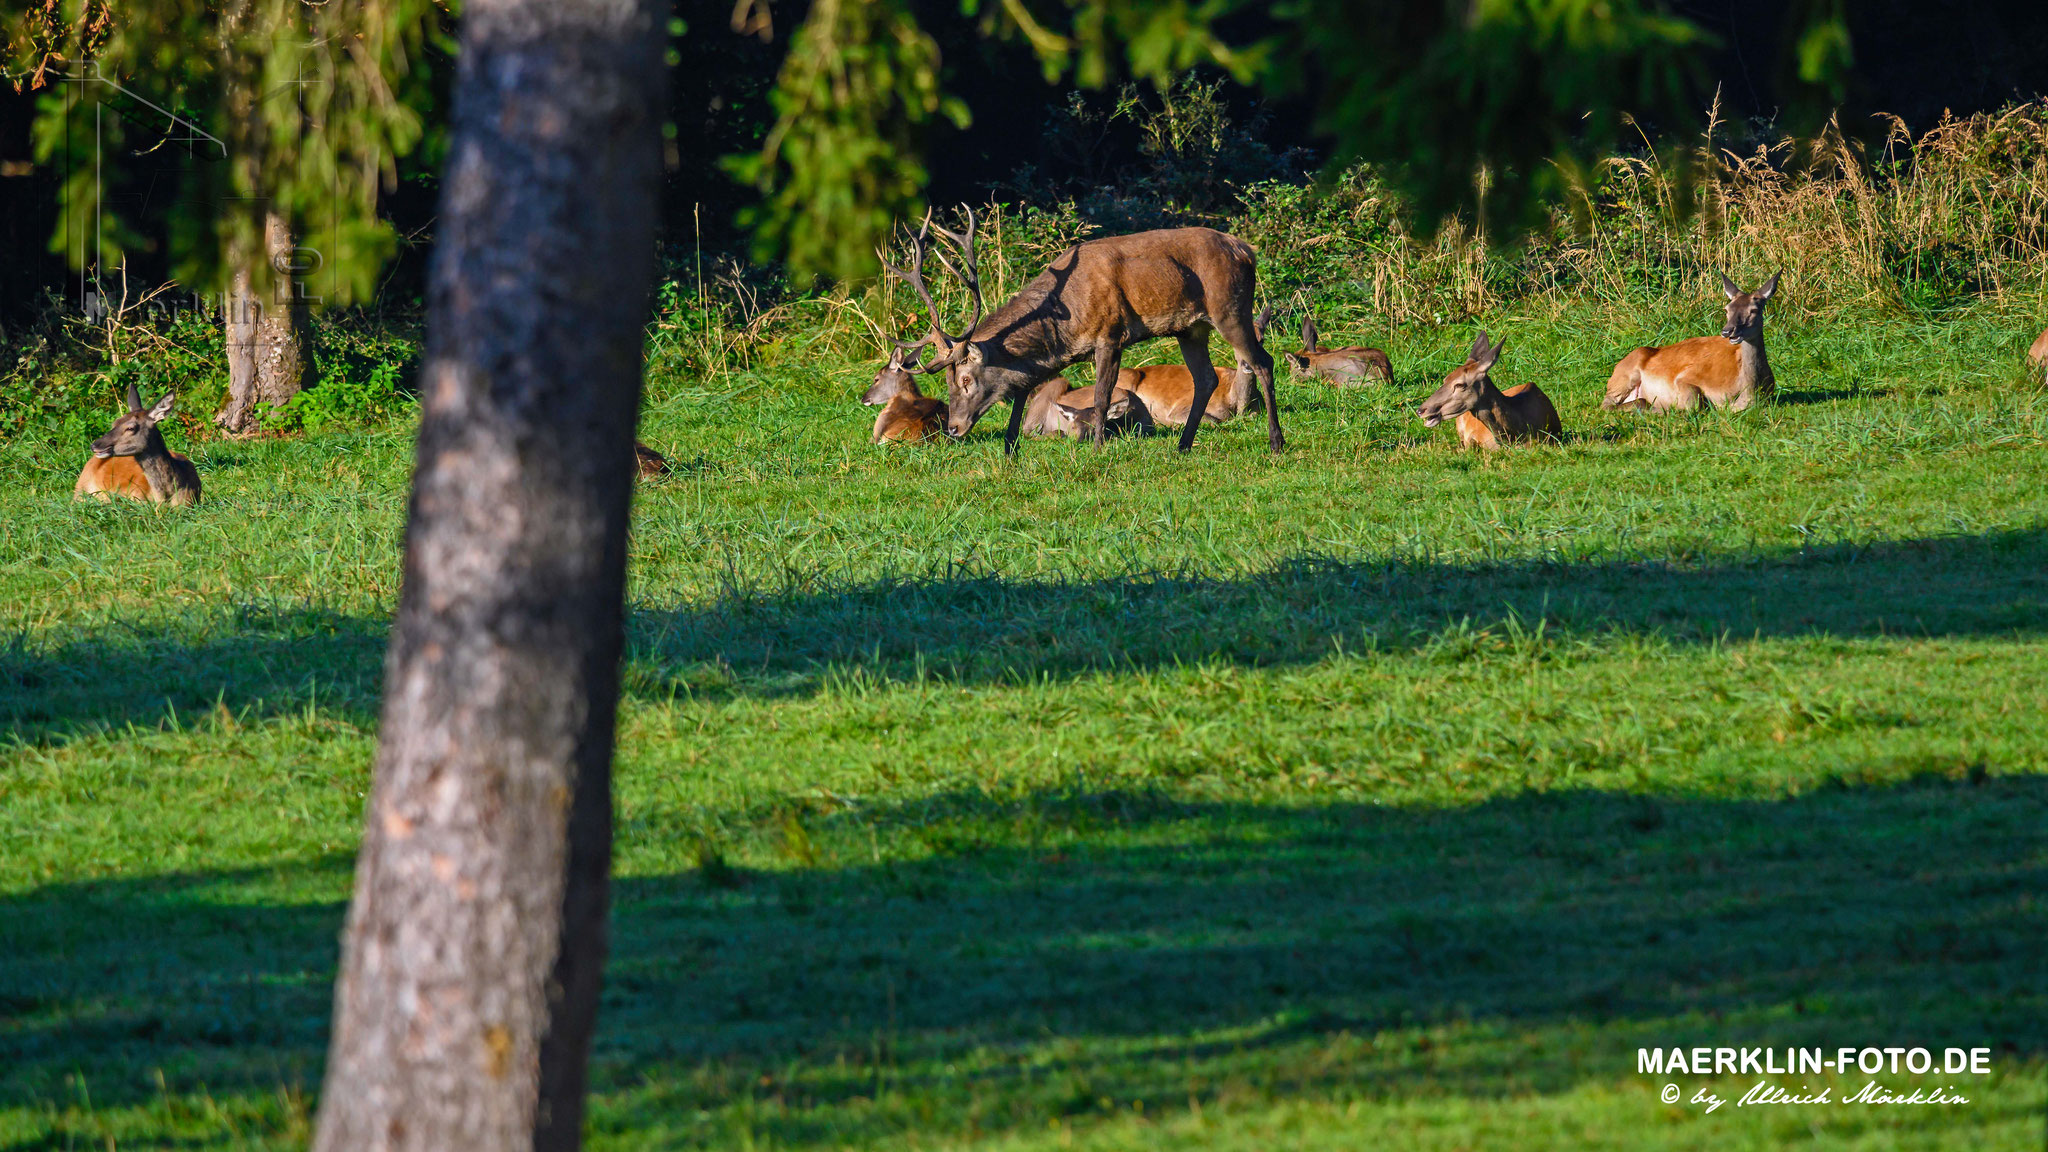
1090,345,1123,448
1213,306,1282,453
1175,330,1220,453
1604,349,1649,410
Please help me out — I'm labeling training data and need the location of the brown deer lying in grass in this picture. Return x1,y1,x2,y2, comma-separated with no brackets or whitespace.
881,208,1280,453
634,441,672,477
1047,385,1157,440
1284,313,1393,384
2030,327,2048,385
74,384,202,506
863,347,949,443
1605,273,1778,412
1417,331,1562,450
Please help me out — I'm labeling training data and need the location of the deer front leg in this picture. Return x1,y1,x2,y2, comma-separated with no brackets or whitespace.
1001,387,1028,456
1091,344,1122,448
1256,355,1283,453
1176,331,1219,453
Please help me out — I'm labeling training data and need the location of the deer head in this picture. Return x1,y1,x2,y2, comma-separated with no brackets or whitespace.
863,346,921,406
877,208,987,436
1417,331,1502,428
1719,271,1779,345
92,383,177,459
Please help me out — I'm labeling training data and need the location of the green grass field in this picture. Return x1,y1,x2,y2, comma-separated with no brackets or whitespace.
4,297,2047,1149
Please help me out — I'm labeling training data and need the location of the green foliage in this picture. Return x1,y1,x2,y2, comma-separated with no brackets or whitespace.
3,0,446,303
724,0,968,279
735,0,1860,276
1000,75,1307,232
736,0,1262,279
1280,0,1708,238
272,344,416,434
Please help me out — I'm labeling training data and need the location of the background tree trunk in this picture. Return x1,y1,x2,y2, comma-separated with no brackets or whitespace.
310,0,666,1148
219,210,311,434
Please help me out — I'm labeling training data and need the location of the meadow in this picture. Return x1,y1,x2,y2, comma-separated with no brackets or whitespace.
5,273,2048,1148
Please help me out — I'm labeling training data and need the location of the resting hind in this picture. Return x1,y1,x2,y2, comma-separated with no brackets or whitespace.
1606,273,1778,412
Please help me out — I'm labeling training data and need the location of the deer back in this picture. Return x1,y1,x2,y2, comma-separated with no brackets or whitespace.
873,387,948,444
1114,363,1248,426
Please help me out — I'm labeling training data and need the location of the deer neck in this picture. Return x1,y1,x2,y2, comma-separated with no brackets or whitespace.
132,431,185,502
1737,329,1772,393
978,345,1066,403
1468,380,1521,435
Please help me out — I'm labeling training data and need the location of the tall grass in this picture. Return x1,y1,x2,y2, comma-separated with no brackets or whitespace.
1238,102,2048,326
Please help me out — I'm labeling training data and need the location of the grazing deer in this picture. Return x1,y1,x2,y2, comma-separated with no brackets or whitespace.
1284,313,1393,384
1605,273,1779,412
74,384,202,506
2030,327,2048,384
863,347,949,443
1416,331,1562,450
880,208,1280,454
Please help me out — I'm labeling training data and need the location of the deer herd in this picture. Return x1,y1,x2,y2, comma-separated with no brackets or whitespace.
860,213,1821,455
68,214,2048,509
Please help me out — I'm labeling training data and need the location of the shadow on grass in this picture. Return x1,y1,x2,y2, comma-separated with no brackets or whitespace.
1772,387,1874,406
628,527,2048,700
5,529,2045,743
4,779,2044,1145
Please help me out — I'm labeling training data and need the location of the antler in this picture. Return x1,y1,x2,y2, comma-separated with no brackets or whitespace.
926,206,984,349
876,208,985,373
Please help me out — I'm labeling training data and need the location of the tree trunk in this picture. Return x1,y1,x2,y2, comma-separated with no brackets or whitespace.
219,210,311,434
309,0,666,1148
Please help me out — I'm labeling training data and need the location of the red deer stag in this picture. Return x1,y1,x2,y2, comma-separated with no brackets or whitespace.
1605,273,1779,412
2029,327,2048,385
880,209,1280,454
862,346,950,443
1416,331,1562,450
74,384,202,506
1285,313,1393,384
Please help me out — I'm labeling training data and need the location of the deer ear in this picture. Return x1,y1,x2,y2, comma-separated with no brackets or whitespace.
1721,273,1742,300
1469,330,1489,360
126,382,144,412
1480,337,1504,369
145,392,177,423
1757,271,1780,301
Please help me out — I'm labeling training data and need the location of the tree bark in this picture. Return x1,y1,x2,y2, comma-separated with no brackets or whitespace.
310,0,666,1149
219,210,311,434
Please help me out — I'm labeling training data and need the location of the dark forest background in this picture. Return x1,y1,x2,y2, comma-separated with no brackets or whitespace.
3,0,2046,330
